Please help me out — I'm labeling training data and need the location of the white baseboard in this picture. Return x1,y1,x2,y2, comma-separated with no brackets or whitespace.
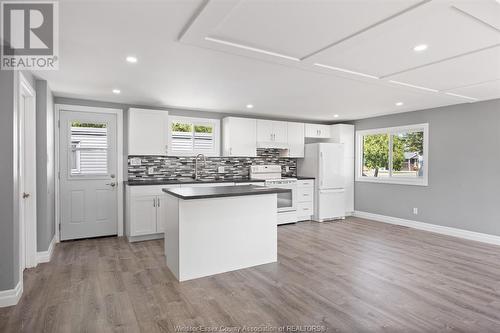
127,233,164,243
36,235,56,264
0,281,22,308
354,211,500,246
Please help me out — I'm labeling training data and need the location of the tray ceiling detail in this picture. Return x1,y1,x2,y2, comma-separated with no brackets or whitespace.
180,0,500,104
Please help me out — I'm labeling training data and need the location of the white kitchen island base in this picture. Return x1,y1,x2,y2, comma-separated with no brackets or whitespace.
165,191,278,281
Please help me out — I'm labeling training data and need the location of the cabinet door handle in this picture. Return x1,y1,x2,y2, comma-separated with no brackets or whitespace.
153,198,156,207
157,197,160,207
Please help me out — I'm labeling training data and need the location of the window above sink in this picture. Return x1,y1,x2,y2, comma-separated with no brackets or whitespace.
168,116,220,157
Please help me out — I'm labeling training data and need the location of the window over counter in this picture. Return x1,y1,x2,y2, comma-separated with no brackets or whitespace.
356,123,428,186
168,116,220,156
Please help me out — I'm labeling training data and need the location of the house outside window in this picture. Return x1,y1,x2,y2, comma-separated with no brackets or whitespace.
356,123,429,186
168,116,220,156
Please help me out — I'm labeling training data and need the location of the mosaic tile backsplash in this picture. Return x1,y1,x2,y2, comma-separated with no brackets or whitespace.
128,149,297,181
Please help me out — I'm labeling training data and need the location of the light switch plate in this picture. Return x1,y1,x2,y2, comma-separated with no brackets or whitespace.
130,157,141,166
218,166,225,173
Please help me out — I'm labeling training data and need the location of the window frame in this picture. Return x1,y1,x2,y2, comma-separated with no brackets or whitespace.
355,123,429,186
167,116,220,157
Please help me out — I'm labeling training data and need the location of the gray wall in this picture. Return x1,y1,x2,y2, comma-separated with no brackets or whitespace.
354,99,500,236
36,81,55,251
0,70,19,290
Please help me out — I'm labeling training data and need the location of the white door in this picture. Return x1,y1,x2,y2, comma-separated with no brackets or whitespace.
257,120,273,143
223,117,257,157
128,108,169,155
319,143,344,189
272,121,288,144
287,122,305,158
130,195,157,236
59,111,118,240
18,77,37,269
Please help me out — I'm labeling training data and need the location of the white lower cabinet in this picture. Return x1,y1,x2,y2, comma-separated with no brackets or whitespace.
126,185,180,242
129,195,158,236
296,179,314,221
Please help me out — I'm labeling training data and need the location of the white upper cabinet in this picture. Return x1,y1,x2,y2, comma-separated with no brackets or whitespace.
305,123,330,138
287,122,305,158
222,117,257,157
330,124,354,157
256,120,287,148
128,108,169,155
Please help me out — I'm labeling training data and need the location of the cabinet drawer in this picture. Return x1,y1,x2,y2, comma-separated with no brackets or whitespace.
297,180,314,188
297,187,313,202
297,202,313,220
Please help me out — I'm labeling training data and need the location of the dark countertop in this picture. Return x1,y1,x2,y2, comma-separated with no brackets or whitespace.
125,178,265,186
163,185,291,200
295,176,315,180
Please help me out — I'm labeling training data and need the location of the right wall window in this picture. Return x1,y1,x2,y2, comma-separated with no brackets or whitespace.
356,123,429,186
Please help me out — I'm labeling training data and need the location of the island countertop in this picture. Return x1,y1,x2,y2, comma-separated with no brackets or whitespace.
162,184,290,200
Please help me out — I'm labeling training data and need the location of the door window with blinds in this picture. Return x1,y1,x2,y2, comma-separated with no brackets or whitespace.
70,121,109,175
168,116,220,156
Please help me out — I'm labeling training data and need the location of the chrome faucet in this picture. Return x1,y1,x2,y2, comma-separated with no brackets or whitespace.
194,154,206,180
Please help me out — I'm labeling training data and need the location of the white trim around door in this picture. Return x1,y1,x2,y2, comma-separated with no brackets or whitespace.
17,72,38,271
55,104,124,242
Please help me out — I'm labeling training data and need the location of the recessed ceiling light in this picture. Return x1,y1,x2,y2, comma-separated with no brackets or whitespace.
112,89,121,94
314,63,380,79
389,80,438,93
126,56,138,63
413,44,428,52
333,114,339,118
246,104,254,109
395,102,404,106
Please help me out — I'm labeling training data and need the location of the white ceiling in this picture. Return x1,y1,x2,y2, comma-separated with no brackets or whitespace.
36,0,500,121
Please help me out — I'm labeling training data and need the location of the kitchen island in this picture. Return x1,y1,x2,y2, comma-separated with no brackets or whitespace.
162,185,290,281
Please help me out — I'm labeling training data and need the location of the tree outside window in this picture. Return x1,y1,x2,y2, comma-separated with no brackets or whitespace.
358,124,428,185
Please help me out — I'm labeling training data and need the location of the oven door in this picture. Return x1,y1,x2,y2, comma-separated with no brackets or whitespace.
269,184,296,212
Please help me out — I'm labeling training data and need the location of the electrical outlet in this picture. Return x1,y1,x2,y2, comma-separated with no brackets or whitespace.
413,208,418,215
148,167,155,174
285,166,290,173
218,166,225,173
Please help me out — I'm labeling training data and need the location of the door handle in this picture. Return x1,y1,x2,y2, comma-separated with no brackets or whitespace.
22,192,30,199
106,182,116,187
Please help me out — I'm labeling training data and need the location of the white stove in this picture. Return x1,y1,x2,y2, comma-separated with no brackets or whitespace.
250,165,298,225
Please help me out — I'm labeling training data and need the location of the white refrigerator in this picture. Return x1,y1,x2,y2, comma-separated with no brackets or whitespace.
298,143,345,221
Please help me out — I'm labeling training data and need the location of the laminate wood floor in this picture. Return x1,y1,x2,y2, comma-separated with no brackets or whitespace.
2,217,500,332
